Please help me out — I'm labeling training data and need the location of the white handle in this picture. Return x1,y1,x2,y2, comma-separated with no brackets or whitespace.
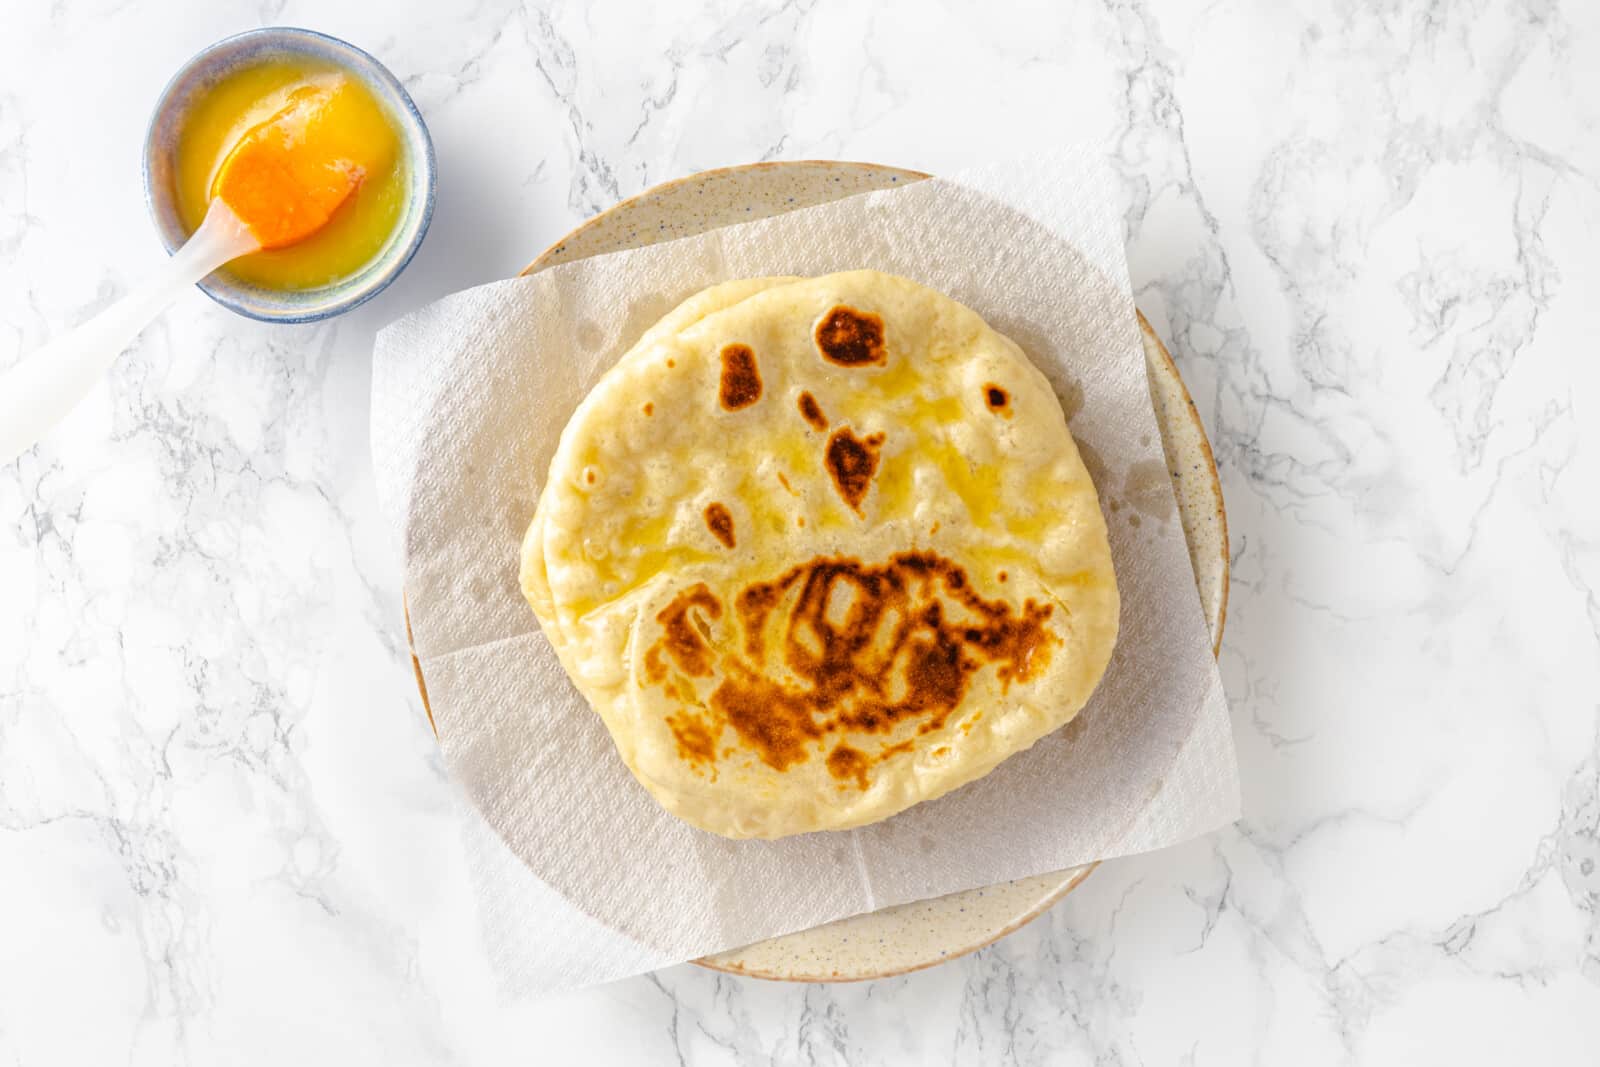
0,200,257,466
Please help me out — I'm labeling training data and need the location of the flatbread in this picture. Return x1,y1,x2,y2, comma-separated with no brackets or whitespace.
522,270,1118,838
520,277,800,648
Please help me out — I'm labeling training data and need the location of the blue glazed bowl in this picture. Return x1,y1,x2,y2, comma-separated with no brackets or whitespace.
143,27,436,323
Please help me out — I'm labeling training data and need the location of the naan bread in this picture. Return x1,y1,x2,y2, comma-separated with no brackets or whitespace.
521,270,1118,839
520,277,800,649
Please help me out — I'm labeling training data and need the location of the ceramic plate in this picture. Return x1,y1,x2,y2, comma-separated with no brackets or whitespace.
408,160,1228,982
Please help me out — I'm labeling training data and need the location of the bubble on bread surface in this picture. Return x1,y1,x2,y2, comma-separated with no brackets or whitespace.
814,306,886,366
703,502,736,548
797,391,829,431
824,428,884,513
719,344,762,410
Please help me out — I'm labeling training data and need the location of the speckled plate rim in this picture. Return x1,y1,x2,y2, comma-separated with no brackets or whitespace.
405,159,1228,983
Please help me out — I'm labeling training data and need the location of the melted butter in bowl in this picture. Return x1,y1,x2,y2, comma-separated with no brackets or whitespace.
145,28,434,322
175,61,405,289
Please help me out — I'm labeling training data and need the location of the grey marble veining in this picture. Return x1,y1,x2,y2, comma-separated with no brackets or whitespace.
1,0,1597,1063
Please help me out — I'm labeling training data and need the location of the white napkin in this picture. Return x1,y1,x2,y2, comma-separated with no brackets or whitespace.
371,151,1239,995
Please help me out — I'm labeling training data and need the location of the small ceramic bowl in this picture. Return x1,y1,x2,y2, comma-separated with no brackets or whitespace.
143,27,436,323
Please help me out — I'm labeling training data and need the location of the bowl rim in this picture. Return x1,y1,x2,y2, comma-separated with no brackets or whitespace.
141,25,437,324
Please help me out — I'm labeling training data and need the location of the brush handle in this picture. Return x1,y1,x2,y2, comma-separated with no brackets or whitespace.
0,200,257,466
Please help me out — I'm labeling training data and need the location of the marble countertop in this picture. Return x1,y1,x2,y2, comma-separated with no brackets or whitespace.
3,0,1598,1063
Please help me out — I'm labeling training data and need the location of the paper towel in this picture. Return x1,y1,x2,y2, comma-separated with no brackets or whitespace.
371,152,1239,993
